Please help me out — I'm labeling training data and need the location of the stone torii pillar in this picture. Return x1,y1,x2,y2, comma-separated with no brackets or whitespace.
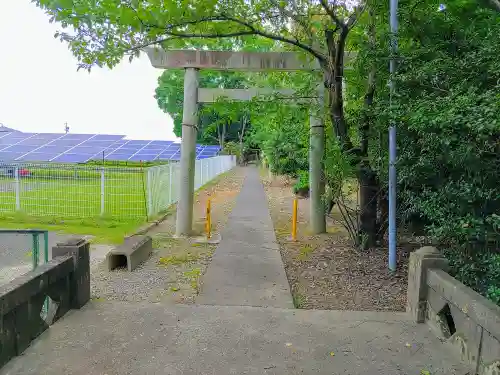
145,48,349,236
178,67,199,236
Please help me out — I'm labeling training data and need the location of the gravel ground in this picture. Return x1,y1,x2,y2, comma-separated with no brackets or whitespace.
90,168,246,304
262,172,409,312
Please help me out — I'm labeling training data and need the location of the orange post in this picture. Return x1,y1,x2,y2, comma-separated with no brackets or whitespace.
292,198,298,241
206,198,212,239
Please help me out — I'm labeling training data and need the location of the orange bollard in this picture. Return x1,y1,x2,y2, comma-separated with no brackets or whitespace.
292,198,298,241
206,198,212,239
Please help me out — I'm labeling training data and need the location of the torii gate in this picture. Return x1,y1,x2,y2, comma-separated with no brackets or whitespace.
145,49,349,237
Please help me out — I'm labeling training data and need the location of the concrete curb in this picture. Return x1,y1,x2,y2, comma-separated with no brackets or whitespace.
124,209,174,239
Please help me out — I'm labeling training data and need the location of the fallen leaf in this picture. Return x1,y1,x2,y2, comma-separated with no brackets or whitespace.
405,342,411,348
285,342,292,347
330,351,335,357
421,370,431,375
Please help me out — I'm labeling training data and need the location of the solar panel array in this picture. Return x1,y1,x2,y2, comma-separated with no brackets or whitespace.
0,131,220,163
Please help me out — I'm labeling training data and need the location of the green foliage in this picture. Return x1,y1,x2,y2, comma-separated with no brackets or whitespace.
292,170,309,195
221,141,241,159
348,0,500,301
445,249,500,304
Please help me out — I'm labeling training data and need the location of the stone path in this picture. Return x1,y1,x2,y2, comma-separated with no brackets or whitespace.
197,168,293,308
0,168,469,374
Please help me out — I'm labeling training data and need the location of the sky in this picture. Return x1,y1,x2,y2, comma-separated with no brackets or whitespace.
0,1,177,141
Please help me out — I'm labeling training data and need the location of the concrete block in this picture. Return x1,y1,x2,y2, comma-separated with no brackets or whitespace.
448,304,482,370
107,235,152,272
479,330,500,375
427,269,500,336
407,246,449,322
52,238,90,309
0,256,78,369
0,311,16,368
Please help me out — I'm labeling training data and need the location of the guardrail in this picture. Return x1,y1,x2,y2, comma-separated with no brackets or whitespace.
0,238,91,368
0,229,49,270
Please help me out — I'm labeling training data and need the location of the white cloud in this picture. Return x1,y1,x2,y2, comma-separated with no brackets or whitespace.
0,0,178,141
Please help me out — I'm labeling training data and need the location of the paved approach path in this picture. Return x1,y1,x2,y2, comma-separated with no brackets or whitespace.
197,167,293,308
1,168,468,374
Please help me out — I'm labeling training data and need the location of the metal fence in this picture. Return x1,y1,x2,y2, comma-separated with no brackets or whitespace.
147,155,236,217
0,155,236,219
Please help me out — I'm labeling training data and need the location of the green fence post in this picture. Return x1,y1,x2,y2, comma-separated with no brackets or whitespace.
43,231,49,264
32,233,39,270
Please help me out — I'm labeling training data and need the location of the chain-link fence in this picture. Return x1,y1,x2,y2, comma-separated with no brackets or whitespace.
0,155,236,220
146,155,236,216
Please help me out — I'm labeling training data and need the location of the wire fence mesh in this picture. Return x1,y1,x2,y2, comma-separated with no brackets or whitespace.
0,155,236,220
147,155,236,217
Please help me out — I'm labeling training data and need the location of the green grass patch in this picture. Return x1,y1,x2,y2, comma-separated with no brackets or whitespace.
183,268,202,292
297,244,315,260
158,253,200,266
292,291,306,308
0,212,144,244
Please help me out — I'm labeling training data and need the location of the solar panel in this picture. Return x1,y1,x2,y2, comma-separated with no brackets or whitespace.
1,145,38,153
0,151,24,161
19,152,61,162
92,134,125,141
61,134,94,140
128,154,157,161
21,137,60,146
0,129,224,162
149,140,173,146
52,153,92,163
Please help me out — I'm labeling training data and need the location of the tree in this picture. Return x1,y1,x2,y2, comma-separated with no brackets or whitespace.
346,0,500,298
34,0,379,242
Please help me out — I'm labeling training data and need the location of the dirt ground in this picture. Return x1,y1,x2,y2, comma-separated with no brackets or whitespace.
262,170,409,311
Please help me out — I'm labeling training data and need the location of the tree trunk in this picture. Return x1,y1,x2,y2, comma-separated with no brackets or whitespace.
358,162,378,249
323,13,380,249
358,8,378,250
238,114,247,165
217,122,226,150
377,190,389,243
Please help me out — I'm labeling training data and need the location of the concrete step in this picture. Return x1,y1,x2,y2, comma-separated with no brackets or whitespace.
1,301,469,375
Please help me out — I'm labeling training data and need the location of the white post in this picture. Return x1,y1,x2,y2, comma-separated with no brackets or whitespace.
15,167,20,211
100,168,105,216
169,163,173,204
175,68,199,236
146,168,152,217
200,159,204,186
205,160,209,184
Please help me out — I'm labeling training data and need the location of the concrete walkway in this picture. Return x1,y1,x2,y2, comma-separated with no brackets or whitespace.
197,168,293,308
1,302,468,375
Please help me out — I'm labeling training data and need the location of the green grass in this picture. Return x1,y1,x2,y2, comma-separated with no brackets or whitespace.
0,213,145,243
0,167,148,219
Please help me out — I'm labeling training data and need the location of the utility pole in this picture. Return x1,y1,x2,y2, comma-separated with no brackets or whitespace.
388,0,398,271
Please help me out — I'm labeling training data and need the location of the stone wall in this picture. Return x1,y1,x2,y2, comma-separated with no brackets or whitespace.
0,238,90,368
408,247,500,375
